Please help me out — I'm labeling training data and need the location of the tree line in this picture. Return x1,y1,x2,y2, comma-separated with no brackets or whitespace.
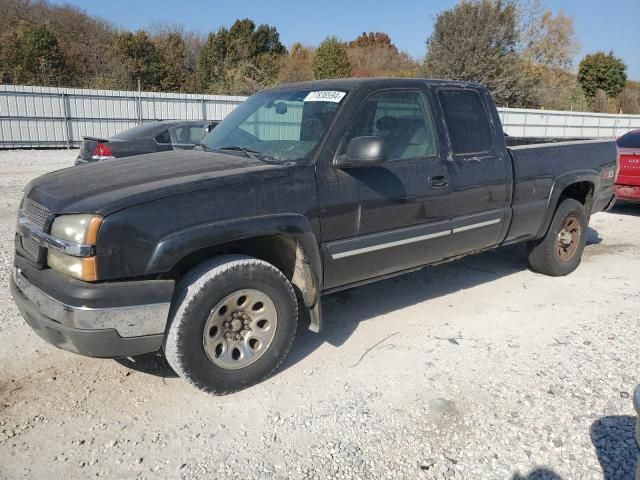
0,0,638,113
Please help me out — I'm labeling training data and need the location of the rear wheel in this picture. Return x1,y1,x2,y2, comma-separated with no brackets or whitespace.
164,255,298,395
527,198,588,276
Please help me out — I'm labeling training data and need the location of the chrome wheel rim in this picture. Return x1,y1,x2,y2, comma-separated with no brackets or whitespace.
202,289,278,370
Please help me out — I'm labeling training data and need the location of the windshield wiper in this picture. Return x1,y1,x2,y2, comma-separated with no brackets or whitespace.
195,143,213,152
215,145,262,159
212,145,289,165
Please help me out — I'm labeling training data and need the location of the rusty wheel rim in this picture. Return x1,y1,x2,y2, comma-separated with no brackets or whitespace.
556,214,581,262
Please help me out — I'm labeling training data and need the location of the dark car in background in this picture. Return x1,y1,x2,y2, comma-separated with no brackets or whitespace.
75,120,219,165
615,129,640,202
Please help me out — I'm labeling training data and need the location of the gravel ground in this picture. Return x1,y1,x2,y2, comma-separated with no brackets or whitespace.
0,149,639,480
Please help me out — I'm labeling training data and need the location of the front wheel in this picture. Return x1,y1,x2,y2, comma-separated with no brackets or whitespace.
527,198,588,276
164,255,298,394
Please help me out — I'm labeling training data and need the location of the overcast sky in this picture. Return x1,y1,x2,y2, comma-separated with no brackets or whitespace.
51,0,640,80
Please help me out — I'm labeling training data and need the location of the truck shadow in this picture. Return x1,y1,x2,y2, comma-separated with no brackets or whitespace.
590,415,638,479
282,227,601,372
511,469,564,480
609,203,640,217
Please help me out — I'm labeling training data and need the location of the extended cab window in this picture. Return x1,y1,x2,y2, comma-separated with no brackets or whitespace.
343,90,437,161
438,89,493,155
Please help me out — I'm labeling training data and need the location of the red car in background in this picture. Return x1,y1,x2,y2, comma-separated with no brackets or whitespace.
616,129,640,202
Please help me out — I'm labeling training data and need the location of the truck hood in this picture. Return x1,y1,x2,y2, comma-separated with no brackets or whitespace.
25,150,290,215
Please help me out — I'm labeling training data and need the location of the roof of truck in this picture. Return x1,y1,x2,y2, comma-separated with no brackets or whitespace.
264,77,483,92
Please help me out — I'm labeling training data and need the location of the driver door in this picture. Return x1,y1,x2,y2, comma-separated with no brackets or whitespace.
319,89,452,289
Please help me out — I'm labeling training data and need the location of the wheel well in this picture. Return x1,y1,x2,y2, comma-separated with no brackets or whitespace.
559,181,594,213
169,234,319,313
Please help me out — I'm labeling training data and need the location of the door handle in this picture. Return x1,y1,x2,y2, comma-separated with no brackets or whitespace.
429,175,449,188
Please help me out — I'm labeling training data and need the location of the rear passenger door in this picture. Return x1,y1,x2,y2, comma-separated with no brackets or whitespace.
435,87,511,255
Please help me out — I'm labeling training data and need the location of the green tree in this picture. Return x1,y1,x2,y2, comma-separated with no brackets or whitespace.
156,32,188,92
19,25,66,85
113,30,164,90
423,0,533,106
312,37,352,79
197,19,286,94
577,51,627,98
197,28,229,92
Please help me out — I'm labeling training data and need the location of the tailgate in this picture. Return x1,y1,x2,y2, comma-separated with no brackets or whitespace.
618,148,640,186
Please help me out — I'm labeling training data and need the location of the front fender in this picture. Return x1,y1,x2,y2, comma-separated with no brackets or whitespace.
146,213,322,282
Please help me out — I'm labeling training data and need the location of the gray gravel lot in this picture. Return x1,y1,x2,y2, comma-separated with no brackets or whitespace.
0,149,639,479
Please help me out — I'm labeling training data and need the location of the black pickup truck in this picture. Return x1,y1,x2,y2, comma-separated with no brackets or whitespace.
11,79,618,394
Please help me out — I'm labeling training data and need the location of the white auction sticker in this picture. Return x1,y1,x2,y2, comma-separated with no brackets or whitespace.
304,91,346,103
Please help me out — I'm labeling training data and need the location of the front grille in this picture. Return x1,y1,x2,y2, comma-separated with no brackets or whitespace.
23,198,49,230
21,236,41,259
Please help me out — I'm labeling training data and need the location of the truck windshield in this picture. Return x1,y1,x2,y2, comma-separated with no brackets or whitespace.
200,89,346,164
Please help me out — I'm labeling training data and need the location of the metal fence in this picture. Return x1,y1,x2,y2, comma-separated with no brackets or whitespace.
0,85,245,148
1,84,640,149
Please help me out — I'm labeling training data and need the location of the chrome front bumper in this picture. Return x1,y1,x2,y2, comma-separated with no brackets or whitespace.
13,268,170,338
13,268,171,337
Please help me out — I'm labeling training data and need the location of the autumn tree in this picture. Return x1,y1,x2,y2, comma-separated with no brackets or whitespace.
312,37,352,80
113,30,164,90
347,32,420,77
577,51,627,98
520,0,578,70
620,83,640,114
278,42,314,83
423,0,533,106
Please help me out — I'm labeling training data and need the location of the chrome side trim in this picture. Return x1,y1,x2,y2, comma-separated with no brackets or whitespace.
13,269,170,338
329,215,504,260
452,218,501,233
331,229,450,259
18,217,94,257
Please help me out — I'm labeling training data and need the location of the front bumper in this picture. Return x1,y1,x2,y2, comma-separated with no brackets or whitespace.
11,266,174,358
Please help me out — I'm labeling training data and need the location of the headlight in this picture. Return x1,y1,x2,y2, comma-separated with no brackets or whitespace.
48,214,102,281
51,214,102,244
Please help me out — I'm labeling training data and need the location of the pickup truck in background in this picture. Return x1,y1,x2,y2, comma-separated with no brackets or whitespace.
615,129,640,202
11,78,618,394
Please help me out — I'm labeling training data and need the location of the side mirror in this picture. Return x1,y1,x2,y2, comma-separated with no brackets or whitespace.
337,136,388,168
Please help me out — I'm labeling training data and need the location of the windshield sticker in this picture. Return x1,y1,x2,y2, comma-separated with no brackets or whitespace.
304,91,346,103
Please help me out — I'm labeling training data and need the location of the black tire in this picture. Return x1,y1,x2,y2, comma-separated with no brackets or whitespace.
527,198,588,276
164,255,298,395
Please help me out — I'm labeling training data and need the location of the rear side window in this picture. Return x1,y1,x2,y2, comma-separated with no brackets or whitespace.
438,89,493,155
154,130,171,144
171,125,207,145
617,131,640,149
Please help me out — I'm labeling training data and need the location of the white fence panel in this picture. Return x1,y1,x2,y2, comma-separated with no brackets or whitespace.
2,84,640,149
497,107,640,139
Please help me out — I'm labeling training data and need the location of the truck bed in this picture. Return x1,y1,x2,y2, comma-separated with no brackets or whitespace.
505,138,618,243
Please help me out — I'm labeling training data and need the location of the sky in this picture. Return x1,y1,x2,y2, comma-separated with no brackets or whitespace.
51,0,640,80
